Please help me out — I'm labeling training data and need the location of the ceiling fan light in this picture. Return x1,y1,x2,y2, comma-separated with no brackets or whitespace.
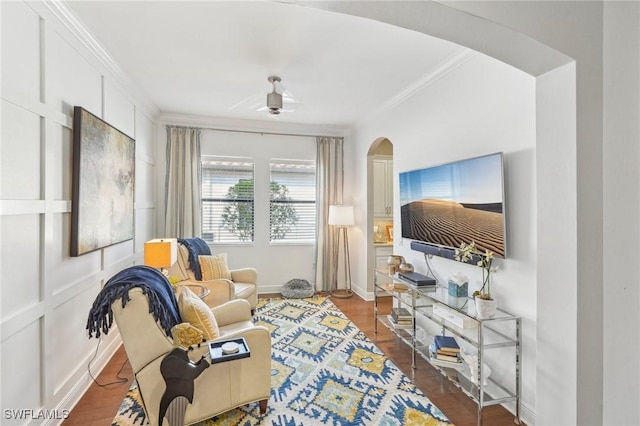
267,91,283,110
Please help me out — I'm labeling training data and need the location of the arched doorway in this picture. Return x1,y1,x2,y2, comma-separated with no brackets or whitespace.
367,137,394,295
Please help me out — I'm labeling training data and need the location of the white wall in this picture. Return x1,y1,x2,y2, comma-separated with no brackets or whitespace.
603,2,640,425
347,52,537,422
1,1,159,423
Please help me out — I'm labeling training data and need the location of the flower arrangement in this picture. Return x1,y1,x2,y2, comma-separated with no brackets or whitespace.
454,241,496,300
168,276,181,287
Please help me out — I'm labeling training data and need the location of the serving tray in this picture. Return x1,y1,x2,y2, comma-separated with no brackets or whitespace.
209,337,251,364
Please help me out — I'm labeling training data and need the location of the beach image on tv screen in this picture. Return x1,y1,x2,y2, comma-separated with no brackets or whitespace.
399,154,505,257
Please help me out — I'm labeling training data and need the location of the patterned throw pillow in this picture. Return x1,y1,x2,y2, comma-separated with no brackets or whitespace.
178,287,219,339
171,322,204,348
199,253,232,281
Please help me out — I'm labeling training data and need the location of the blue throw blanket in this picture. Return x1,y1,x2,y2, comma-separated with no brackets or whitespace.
178,238,211,281
86,265,181,338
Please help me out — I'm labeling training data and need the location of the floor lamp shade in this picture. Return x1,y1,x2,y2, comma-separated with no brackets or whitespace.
328,205,354,226
144,238,178,269
328,205,354,298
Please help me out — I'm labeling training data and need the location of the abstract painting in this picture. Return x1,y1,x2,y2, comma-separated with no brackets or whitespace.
71,107,135,256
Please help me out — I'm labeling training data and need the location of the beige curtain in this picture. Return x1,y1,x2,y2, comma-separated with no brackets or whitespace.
164,126,202,238
315,136,344,292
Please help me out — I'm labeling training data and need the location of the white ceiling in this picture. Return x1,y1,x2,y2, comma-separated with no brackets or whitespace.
67,1,465,128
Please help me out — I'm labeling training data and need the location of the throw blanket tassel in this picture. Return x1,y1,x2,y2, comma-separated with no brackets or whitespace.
86,265,180,338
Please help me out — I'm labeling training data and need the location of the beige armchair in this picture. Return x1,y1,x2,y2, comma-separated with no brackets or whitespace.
167,242,258,310
112,288,271,426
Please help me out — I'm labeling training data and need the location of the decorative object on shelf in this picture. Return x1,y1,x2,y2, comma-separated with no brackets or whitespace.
144,238,178,277
474,297,498,318
448,273,469,297
433,335,461,364
390,283,409,293
454,241,497,301
460,348,491,386
390,307,412,325
398,262,414,274
387,255,405,274
386,225,394,242
328,205,355,298
373,225,388,243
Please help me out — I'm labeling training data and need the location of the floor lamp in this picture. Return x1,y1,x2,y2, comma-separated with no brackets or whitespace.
329,205,354,298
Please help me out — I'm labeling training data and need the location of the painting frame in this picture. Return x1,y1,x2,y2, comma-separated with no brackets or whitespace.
70,106,135,257
386,225,394,242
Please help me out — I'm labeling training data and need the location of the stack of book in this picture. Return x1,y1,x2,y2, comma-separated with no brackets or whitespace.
432,335,461,363
390,307,412,326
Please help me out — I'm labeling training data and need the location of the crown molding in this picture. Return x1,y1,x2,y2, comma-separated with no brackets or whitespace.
42,0,160,118
159,113,348,138
356,48,478,128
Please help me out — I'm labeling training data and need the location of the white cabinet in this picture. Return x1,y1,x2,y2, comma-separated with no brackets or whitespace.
373,156,393,218
374,245,392,270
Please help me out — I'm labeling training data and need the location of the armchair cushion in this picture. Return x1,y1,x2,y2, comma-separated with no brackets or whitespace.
199,253,232,280
178,287,219,339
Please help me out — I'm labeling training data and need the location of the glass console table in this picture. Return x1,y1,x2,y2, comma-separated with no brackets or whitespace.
374,268,521,426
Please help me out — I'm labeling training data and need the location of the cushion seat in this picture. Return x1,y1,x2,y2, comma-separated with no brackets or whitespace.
167,240,258,309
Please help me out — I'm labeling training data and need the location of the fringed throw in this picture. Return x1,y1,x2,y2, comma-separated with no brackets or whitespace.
177,238,211,281
86,265,181,338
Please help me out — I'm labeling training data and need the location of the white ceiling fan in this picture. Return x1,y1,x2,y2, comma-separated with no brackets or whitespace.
230,75,298,117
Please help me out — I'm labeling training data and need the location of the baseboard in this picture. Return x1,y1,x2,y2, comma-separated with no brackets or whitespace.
258,284,285,295
43,334,123,426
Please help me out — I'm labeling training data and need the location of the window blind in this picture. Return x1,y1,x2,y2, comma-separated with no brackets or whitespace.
201,156,254,243
269,160,316,243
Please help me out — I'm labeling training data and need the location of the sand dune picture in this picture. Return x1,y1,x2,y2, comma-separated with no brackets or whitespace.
401,199,505,257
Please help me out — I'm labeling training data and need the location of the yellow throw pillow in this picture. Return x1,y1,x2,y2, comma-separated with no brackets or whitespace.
178,287,219,340
171,322,204,348
199,253,232,281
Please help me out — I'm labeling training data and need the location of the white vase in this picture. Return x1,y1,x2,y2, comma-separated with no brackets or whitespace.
474,297,497,318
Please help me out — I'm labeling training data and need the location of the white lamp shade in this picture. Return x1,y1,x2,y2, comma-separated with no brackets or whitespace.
144,238,178,268
328,205,354,226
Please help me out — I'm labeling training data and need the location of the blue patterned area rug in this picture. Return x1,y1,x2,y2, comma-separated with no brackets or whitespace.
112,296,451,426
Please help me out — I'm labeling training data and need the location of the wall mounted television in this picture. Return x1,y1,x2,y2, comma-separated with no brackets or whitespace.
399,152,506,259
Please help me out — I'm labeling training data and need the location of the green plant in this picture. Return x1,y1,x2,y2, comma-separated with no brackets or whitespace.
454,241,496,300
221,179,298,241
268,181,299,240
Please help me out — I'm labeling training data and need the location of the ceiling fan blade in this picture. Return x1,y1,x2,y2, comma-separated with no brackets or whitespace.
229,93,262,111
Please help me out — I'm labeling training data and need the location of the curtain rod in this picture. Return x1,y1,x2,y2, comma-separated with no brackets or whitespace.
165,124,343,140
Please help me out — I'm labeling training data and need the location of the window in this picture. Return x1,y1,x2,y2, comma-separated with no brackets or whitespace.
201,156,254,243
270,159,316,243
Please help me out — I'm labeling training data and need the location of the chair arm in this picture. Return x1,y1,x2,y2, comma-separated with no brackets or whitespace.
178,278,236,308
211,299,252,326
230,268,257,285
